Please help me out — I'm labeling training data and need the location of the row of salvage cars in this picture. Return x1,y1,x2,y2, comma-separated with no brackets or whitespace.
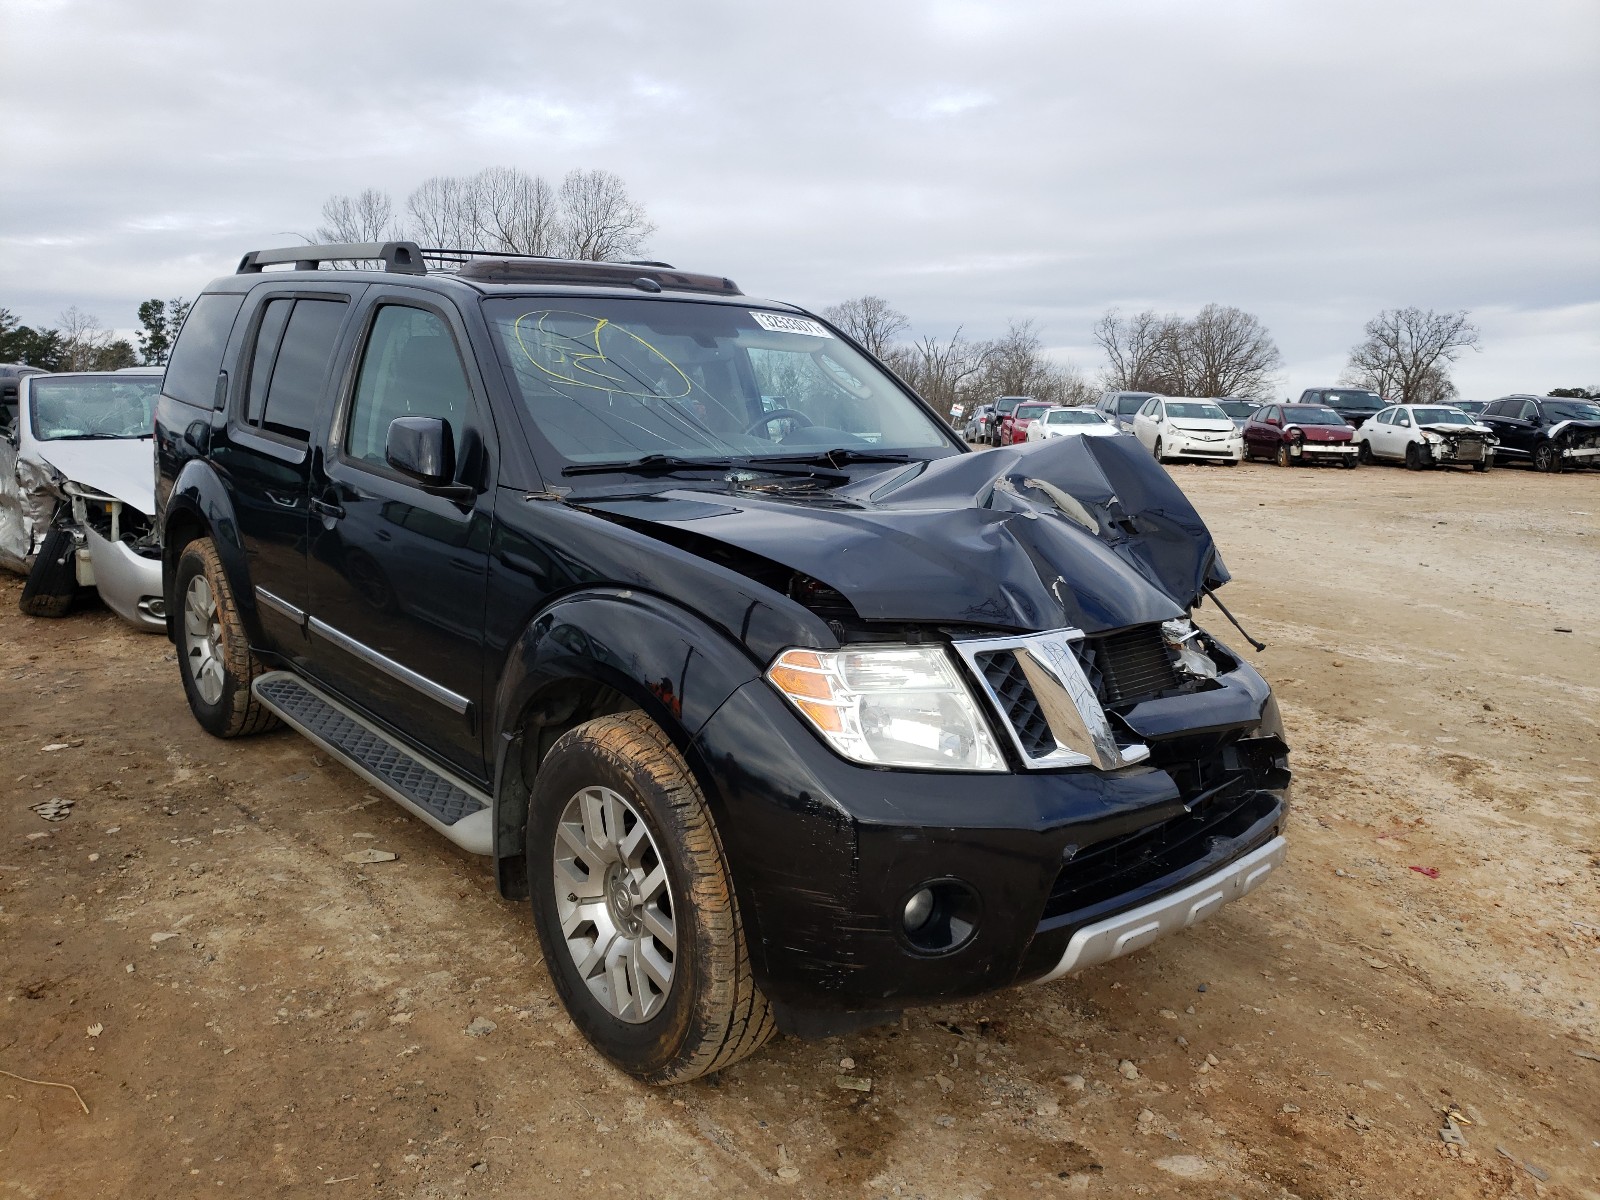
1243,398,1600,473
1,368,167,628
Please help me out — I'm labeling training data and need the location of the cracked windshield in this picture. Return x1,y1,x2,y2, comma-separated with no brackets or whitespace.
483,297,951,465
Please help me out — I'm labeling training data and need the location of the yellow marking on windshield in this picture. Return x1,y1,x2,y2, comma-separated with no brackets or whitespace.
512,310,694,401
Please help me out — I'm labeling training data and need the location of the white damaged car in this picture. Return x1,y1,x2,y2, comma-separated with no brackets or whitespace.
1131,396,1244,465
1352,403,1498,472
0,369,167,628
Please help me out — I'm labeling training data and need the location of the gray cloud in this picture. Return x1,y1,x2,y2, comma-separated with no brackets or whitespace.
2,0,1595,395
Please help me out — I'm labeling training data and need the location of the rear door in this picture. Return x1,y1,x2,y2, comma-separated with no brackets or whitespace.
219,285,361,651
304,292,497,777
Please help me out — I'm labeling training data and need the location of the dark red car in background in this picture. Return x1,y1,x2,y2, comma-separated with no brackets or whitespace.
1243,403,1360,468
999,400,1051,446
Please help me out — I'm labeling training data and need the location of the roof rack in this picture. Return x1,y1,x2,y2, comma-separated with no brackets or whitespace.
236,242,426,275
232,243,743,296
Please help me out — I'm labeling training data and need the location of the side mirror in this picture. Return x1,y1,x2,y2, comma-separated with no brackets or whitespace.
386,416,456,486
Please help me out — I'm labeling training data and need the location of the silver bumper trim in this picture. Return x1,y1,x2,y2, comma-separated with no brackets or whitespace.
82,525,164,632
1034,834,1288,984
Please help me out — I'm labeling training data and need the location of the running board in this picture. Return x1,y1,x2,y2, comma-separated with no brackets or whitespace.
252,671,493,855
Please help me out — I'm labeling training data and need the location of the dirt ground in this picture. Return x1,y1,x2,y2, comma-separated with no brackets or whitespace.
3,459,1598,1199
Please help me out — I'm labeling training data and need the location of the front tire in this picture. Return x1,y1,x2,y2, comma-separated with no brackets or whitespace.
1276,444,1293,467
173,538,279,738
1153,437,1165,463
1533,442,1560,473
18,526,79,618
529,711,774,1084
1358,441,1373,465
1405,442,1427,471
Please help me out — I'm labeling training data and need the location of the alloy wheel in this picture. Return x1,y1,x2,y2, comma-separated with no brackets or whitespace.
183,574,225,705
553,785,677,1023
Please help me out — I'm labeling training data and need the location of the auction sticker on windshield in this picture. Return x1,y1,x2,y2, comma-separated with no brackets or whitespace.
750,312,832,338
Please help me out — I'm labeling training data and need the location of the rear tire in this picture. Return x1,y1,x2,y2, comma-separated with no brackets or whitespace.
529,711,775,1084
18,526,78,618
173,537,280,738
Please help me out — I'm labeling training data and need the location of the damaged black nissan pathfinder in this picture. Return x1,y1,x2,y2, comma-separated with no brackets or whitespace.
154,243,1290,1083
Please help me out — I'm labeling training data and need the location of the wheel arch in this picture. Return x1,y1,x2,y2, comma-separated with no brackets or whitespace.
160,460,258,645
488,589,764,900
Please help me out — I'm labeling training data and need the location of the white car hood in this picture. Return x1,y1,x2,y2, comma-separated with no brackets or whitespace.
1043,424,1121,437
29,438,156,515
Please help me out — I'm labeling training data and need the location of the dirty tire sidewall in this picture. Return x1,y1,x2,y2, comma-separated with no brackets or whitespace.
1276,444,1292,467
529,712,774,1084
18,526,78,618
174,538,280,739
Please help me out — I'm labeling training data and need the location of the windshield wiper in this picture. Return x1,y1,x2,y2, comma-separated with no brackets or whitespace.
755,448,915,469
562,453,846,481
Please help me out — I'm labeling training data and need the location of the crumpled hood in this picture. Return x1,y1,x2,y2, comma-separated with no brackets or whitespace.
580,436,1229,635
1419,421,1493,437
1548,419,1600,440
29,439,156,515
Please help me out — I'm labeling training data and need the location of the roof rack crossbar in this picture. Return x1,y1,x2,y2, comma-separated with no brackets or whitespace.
236,241,427,275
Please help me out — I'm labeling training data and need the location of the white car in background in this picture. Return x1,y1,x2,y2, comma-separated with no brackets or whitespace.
1025,406,1121,441
1352,404,1498,471
1130,396,1243,465
1,369,166,627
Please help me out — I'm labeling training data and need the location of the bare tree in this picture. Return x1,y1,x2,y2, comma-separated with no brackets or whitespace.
883,329,990,420
1182,304,1283,398
1094,309,1169,392
974,319,1095,410
472,166,558,255
556,169,656,261
406,175,479,249
1342,307,1480,405
316,188,399,244
57,306,115,371
1096,305,1281,398
821,296,909,358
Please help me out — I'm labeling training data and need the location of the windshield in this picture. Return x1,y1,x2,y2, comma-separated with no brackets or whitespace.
1325,389,1383,410
1114,394,1150,415
1217,401,1257,418
1283,406,1345,425
1547,400,1600,421
483,298,954,466
1047,409,1105,425
1412,407,1474,425
28,376,159,441
1166,402,1229,421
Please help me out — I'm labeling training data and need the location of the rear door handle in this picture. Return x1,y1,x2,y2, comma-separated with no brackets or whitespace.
310,498,345,521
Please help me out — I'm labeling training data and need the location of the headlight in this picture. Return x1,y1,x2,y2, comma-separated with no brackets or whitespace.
1422,433,1444,445
767,645,1005,771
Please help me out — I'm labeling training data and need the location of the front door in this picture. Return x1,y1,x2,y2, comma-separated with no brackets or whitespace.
305,297,496,778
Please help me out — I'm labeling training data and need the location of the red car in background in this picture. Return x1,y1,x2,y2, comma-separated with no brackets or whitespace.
1243,403,1360,467
999,400,1051,446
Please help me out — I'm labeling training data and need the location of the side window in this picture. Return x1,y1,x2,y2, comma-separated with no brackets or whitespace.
345,306,471,468
1261,406,1278,423
255,299,347,442
1518,401,1538,421
164,293,245,409
1396,410,1411,427
245,298,293,425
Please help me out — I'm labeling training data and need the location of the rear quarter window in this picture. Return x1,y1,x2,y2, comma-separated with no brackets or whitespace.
164,293,245,408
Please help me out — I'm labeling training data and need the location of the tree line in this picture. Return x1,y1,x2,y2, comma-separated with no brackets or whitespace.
825,296,1511,421
313,166,655,262
0,298,189,371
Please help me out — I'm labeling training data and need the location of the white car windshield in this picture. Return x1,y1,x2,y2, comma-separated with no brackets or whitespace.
1412,407,1474,425
1166,402,1228,421
1047,409,1105,424
484,297,954,465
29,376,160,441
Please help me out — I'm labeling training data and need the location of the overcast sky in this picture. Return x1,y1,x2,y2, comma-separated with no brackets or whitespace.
3,0,1596,397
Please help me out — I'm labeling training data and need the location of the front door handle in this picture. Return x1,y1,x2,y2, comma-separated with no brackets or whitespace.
310,497,345,521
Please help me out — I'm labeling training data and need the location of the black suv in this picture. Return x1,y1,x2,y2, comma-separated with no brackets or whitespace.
1298,387,1385,428
154,242,1290,1083
1478,394,1600,472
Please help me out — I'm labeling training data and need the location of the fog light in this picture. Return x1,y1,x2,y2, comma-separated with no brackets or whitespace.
903,888,935,932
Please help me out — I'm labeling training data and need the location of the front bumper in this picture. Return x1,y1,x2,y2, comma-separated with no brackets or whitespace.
82,526,166,631
693,658,1289,1015
1168,434,1243,461
1562,445,1600,462
1290,441,1356,461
